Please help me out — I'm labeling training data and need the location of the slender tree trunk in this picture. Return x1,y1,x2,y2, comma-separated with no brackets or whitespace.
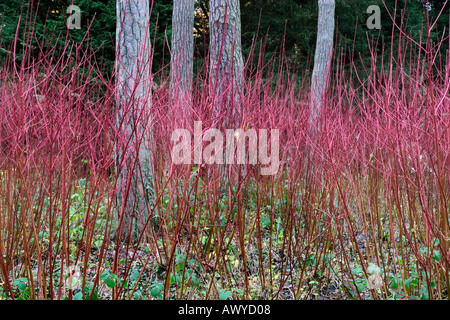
115,0,154,242
209,0,244,120
170,0,195,124
309,0,335,129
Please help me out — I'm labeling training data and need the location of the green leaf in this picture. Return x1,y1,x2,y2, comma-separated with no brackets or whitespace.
18,282,27,291
390,281,398,290
191,275,200,287
219,290,232,300
106,277,116,288
100,271,110,280
432,250,441,262
150,287,162,298
110,273,118,279
90,291,99,300
433,238,440,246
74,292,83,300
420,294,429,300
356,279,367,292
404,278,412,287
420,286,429,300
131,269,139,281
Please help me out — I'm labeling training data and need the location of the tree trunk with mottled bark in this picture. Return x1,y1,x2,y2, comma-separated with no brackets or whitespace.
115,0,154,242
170,0,195,123
309,0,335,129
209,0,244,120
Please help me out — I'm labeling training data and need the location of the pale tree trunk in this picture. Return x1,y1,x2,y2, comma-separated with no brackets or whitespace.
115,0,154,242
209,0,244,121
170,0,195,127
309,0,335,129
